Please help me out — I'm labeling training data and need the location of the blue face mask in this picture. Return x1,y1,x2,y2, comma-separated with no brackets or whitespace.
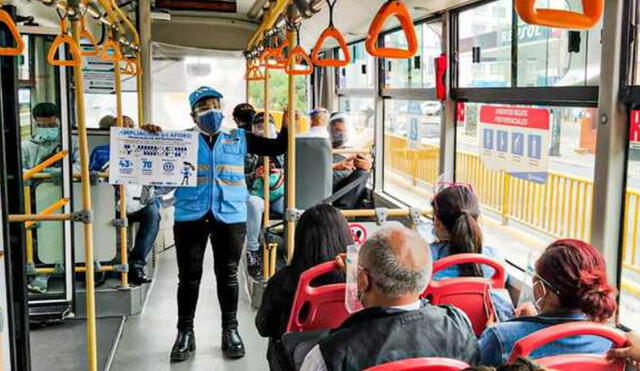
196,109,224,135
34,127,60,142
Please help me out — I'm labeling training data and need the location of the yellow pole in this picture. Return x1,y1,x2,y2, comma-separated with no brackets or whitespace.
113,36,129,288
8,213,74,223
501,171,510,225
24,185,34,265
25,197,70,228
23,150,68,180
262,51,271,272
286,25,296,264
70,15,98,371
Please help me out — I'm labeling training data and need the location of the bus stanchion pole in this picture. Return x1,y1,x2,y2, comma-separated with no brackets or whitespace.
263,40,271,275
285,20,296,264
69,7,99,370
113,31,129,289
23,184,34,268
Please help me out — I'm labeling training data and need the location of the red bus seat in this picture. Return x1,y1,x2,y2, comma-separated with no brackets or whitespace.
362,358,471,371
286,261,349,333
508,322,628,371
421,253,506,336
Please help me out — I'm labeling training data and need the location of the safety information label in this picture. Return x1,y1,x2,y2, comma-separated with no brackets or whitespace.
109,128,199,187
81,44,115,94
479,105,550,184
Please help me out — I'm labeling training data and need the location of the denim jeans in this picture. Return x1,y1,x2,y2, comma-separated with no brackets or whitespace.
246,195,284,252
127,200,161,269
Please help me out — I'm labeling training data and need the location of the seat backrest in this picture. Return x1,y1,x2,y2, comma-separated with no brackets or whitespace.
294,137,332,210
508,322,628,371
363,358,471,371
421,253,506,336
286,261,349,333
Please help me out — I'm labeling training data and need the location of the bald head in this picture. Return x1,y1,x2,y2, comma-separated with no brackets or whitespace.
359,225,432,299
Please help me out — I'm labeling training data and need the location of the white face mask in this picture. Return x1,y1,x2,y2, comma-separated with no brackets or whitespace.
533,280,547,312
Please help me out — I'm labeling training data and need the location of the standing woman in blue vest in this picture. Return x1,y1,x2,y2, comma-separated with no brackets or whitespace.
146,87,288,362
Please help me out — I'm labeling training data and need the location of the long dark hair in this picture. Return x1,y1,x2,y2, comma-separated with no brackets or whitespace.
536,239,616,322
432,185,483,276
290,204,353,283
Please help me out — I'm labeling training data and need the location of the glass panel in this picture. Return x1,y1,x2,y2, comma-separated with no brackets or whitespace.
455,103,596,267
383,99,442,208
620,109,640,330
338,96,376,148
339,42,376,90
384,22,444,89
458,0,513,88
516,0,602,87
248,70,308,114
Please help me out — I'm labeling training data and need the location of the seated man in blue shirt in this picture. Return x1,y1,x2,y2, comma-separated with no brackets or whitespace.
89,115,161,285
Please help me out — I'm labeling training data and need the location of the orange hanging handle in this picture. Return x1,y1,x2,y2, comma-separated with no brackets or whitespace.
285,45,314,76
311,27,351,67
79,17,99,57
365,0,418,59
100,39,123,62
47,20,82,67
0,9,25,56
121,58,138,75
262,47,285,70
515,0,603,29
246,65,265,81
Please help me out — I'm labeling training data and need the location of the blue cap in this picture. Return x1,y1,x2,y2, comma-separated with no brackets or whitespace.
189,86,224,109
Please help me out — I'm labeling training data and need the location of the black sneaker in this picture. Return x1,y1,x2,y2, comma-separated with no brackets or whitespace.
246,250,262,280
129,267,152,285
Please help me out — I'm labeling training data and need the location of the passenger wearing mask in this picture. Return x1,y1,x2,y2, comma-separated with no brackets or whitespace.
300,225,479,371
479,239,617,366
140,86,288,362
256,204,352,369
89,115,160,285
329,112,372,209
232,103,256,130
245,112,285,279
298,108,329,139
21,102,79,170
430,184,505,280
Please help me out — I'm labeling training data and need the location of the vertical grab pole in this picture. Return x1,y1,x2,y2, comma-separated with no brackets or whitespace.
262,46,271,272
69,8,99,371
113,32,129,288
24,185,34,267
286,22,296,263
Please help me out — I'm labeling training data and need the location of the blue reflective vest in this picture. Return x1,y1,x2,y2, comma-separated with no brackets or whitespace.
174,129,248,223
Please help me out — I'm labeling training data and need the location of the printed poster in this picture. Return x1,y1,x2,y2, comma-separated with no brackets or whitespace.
109,128,199,187
479,105,550,184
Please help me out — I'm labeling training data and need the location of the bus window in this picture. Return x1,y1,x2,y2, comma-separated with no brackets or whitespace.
384,30,412,89
455,103,596,267
620,109,640,330
457,0,512,88
416,22,443,89
338,96,375,150
383,99,441,208
338,42,375,90
515,1,602,87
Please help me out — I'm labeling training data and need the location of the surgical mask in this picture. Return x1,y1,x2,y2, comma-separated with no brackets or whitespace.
533,280,547,312
34,127,60,142
196,109,224,135
330,130,347,148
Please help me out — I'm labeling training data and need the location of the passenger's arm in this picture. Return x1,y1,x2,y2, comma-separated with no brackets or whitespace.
608,331,640,365
246,127,288,157
478,327,505,367
299,345,328,371
255,281,281,338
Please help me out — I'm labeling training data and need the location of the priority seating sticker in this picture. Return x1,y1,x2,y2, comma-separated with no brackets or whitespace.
349,224,367,246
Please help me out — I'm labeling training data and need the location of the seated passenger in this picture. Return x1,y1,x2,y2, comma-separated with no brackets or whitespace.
298,108,329,139
463,358,547,371
232,103,256,131
329,112,372,209
89,115,161,285
21,102,79,170
245,112,285,279
256,204,352,367
300,225,479,371
430,184,504,280
479,239,617,366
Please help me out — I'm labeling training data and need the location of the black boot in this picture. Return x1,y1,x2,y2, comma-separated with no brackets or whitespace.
129,266,152,285
246,250,262,281
170,330,196,362
221,328,245,359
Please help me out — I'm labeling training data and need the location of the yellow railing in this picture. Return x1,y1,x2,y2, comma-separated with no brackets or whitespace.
384,132,639,275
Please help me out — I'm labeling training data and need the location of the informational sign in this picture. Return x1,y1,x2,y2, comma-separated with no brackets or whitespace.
630,110,640,143
479,105,550,184
109,128,199,187
349,223,368,246
81,45,115,94
408,117,421,149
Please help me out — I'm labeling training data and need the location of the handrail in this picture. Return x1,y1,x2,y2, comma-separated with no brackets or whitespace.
79,16,99,57
262,47,286,70
25,198,70,228
246,65,266,81
515,0,603,29
247,0,290,49
8,213,73,223
311,26,351,67
23,150,69,180
285,45,314,75
286,24,297,262
0,8,25,56
121,58,138,75
365,0,418,59
99,39,123,62
47,20,83,67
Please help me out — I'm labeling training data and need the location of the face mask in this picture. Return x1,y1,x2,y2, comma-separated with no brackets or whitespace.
331,130,347,148
533,280,547,312
34,127,60,142
196,109,224,135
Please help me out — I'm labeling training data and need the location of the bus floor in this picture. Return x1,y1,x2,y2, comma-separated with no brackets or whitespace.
110,246,268,371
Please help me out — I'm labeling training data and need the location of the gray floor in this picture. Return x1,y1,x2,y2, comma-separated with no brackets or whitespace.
111,246,269,371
